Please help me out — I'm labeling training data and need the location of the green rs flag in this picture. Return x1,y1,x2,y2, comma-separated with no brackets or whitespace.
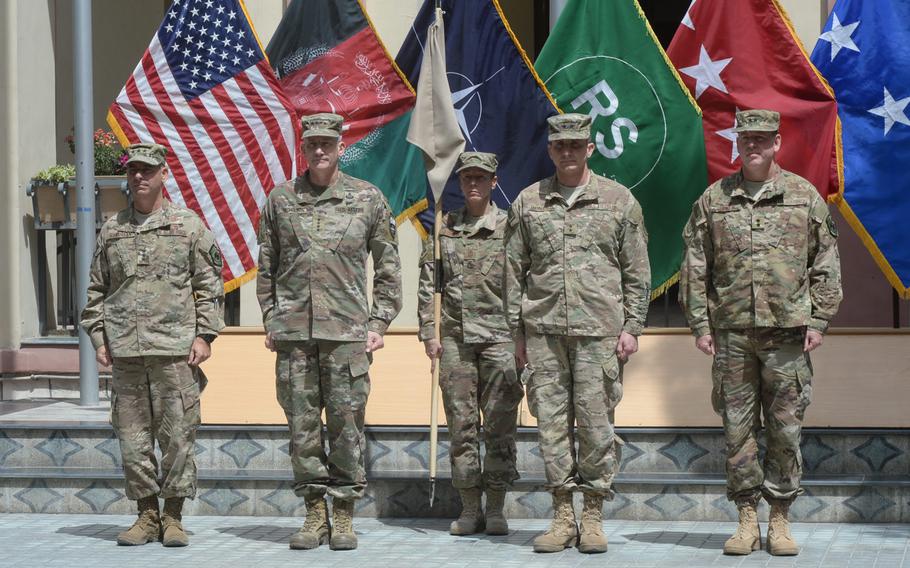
535,0,708,297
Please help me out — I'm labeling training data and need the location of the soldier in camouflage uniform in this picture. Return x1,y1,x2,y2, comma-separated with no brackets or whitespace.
81,143,225,548
417,152,524,537
503,114,651,554
679,110,843,557
257,113,402,551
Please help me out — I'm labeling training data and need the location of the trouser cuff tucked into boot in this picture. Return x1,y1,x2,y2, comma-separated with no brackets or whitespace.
767,498,799,556
161,497,189,547
290,496,330,550
330,499,358,550
117,495,161,546
723,499,761,556
578,493,608,554
533,491,578,553
451,488,484,535
484,489,508,536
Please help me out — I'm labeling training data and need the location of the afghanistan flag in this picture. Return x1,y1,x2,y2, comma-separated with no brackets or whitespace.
396,0,560,236
266,0,427,221
812,0,910,297
536,0,708,297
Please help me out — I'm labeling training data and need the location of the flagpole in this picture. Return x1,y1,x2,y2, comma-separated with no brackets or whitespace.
429,196,443,507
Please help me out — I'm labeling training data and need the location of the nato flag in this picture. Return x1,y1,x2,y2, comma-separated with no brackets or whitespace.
396,0,560,232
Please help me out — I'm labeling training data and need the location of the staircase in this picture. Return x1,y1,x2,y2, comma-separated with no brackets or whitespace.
1,408,908,521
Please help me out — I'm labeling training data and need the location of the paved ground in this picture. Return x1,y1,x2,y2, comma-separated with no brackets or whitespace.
2,514,908,568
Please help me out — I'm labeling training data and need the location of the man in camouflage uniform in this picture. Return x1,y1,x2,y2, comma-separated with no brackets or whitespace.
81,143,225,548
257,113,402,551
418,152,524,537
503,114,651,554
679,109,842,557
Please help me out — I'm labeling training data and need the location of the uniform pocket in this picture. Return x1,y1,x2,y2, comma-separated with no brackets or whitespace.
795,355,813,420
290,218,313,253
710,357,725,415
349,350,371,377
179,382,201,426
525,367,556,418
275,348,292,414
109,237,137,280
602,356,624,410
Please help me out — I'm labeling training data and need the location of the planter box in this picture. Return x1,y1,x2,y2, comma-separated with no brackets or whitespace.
25,175,130,230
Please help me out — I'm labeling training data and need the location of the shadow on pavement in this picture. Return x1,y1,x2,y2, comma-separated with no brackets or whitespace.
57,523,195,542
622,531,726,550
375,518,538,545
216,525,297,543
56,524,126,542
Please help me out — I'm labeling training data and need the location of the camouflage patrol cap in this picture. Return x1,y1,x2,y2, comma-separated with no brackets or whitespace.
547,113,592,141
733,109,781,133
301,112,343,139
456,151,498,173
125,143,167,167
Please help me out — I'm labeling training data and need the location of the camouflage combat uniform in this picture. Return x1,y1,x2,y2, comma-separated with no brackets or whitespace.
257,171,402,501
417,203,523,491
81,199,225,501
679,163,843,504
503,172,651,498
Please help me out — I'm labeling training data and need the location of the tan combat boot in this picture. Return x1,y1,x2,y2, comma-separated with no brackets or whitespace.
484,489,509,535
450,488,484,535
578,493,608,553
723,500,761,555
289,496,330,550
330,499,358,550
161,497,189,547
532,491,578,553
117,495,161,546
767,499,799,556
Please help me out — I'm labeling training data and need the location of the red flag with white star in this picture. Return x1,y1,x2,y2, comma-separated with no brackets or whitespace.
667,0,841,200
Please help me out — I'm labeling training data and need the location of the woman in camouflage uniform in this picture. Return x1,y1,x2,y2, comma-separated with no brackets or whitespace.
418,152,524,536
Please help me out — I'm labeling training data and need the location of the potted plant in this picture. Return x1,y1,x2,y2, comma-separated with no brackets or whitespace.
66,128,131,223
26,164,78,227
27,129,131,228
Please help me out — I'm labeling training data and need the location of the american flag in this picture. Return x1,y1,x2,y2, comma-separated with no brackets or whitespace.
107,0,299,290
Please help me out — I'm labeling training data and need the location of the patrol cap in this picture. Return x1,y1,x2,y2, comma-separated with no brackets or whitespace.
732,109,781,133
547,113,592,141
301,112,343,139
456,151,498,173
125,143,167,167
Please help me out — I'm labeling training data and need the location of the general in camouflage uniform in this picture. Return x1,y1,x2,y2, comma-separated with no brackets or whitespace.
257,113,402,551
81,143,225,548
679,110,843,557
417,152,524,537
503,114,651,554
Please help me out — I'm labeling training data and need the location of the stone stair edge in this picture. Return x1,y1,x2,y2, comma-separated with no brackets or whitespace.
2,423,909,436
2,466,909,488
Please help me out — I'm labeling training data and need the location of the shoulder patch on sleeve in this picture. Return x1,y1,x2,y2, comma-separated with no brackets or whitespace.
208,244,223,269
826,215,838,237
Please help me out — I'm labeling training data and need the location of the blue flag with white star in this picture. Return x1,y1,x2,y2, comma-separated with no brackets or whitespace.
395,0,560,235
811,0,910,297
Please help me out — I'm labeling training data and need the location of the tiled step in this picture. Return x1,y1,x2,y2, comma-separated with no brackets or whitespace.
1,467,907,522
1,425,909,521
2,425,908,478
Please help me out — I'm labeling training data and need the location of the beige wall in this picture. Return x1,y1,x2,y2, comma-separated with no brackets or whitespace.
200,329,910,427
